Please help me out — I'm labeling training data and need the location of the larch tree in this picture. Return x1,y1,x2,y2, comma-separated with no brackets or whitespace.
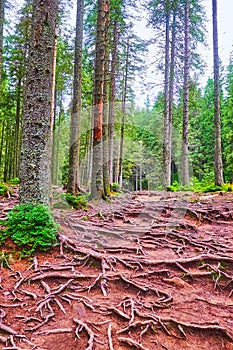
181,0,190,185
91,0,109,199
19,0,58,206
67,0,84,195
212,0,224,186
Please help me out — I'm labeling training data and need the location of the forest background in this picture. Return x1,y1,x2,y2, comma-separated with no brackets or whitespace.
0,0,233,203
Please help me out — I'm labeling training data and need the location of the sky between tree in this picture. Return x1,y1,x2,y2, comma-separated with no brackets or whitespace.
132,0,233,105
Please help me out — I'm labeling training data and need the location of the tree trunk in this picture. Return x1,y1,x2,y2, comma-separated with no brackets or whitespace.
163,4,170,188
19,0,58,206
168,5,177,185
118,35,130,187
0,0,4,90
108,20,118,186
182,0,190,186
103,10,110,198
91,0,109,199
212,0,224,186
67,0,84,195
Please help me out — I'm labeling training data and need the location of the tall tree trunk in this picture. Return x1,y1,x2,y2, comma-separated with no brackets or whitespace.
168,5,177,184
108,20,118,186
13,77,22,178
91,0,109,199
212,0,224,186
67,0,84,195
182,0,190,186
0,0,4,90
103,13,110,198
118,36,130,187
163,3,170,188
19,0,58,206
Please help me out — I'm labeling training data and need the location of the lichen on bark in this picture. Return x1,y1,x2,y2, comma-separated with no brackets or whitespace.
19,0,58,207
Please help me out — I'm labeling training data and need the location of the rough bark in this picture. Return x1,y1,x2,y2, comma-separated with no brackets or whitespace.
91,0,109,200
19,0,58,206
163,4,170,188
212,0,224,186
182,0,190,186
103,7,110,198
67,0,84,195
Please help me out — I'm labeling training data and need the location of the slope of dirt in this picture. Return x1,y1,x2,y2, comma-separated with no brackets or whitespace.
0,190,233,350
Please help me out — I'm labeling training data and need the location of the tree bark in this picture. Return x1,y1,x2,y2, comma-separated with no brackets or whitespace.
168,4,177,185
103,6,110,198
118,35,130,187
0,0,4,90
163,2,170,188
212,0,224,186
67,0,84,195
19,0,58,206
91,0,109,199
182,0,190,186
108,20,118,186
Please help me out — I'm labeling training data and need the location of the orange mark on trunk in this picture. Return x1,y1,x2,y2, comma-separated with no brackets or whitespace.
94,100,103,141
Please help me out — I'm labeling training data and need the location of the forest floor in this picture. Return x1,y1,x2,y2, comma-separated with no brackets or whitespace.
0,189,233,350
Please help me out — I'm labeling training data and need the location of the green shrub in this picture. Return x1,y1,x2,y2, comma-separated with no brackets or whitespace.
111,182,121,192
65,193,87,209
0,228,9,246
7,204,58,256
0,184,8,196
8,177,20,185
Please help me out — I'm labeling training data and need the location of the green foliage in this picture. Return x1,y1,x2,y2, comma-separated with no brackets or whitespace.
65,193,87,209
166,175,233,193
8,177,20,185
0,228,9,246
0,184,8,196
7,205,58,256
111,182,121,192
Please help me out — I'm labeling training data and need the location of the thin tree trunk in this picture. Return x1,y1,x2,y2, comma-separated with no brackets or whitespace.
118,36,130,187
0,118,5,179
19,0,58,206
212,0,224,186
168,6,177,184
91,0,109,199
182,0,190,186
108,20,118,186
67,0,84,195
163,4,170,187
0,0,4,89
13,77,22,178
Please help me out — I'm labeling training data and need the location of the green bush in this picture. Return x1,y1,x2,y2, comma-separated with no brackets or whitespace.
0,184,9,196
65,193,87,209
111,182,121,192
7,204,58,256
8,177,20,185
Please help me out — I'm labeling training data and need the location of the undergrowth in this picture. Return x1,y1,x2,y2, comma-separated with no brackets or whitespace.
65,193,87,209
166,174,233,193
5,204,58,257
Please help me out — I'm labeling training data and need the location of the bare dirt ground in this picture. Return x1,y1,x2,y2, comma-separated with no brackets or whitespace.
0,189,233,350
